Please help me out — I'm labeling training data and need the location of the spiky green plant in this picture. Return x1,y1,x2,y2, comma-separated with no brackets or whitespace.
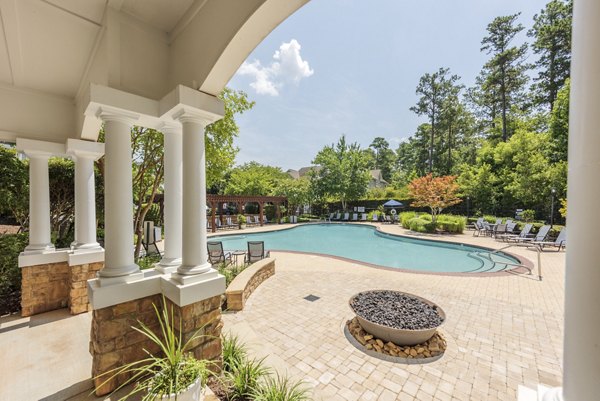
223,357,270,400
251,374,311,401
94,297,213,400
222,333,247,373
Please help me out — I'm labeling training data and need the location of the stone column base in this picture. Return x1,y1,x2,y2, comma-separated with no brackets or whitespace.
90,294,223,396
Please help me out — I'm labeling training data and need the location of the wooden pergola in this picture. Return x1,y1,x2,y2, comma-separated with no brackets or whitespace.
206,195,288,233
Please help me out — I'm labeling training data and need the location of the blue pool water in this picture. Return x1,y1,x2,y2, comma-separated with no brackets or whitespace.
210,223,521,273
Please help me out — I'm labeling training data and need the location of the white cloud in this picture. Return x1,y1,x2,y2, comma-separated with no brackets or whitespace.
237,39,314,96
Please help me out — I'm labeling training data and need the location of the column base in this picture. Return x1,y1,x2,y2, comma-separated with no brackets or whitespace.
23,243,55,254
71,241,102,251
171,267,218,285
98,271,145,287
176,261,213,278
98,263,141,281
155,257,182,274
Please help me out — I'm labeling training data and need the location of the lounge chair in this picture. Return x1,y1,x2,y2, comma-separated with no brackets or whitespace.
352,213,358,221
383,215,392,224
328,213,335,221
334,213,341,221
532,228,566,251
492,223,507,239
360,213,368,222
515,225,551,243
207,241,232,265
245,241,271,264
502,223,533,242
215,218,224,230
372,212,379,222
472,219,485,236
343,212,349,221
226,217,236,229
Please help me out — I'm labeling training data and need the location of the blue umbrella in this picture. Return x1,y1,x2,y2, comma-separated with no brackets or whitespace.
383,199,403,207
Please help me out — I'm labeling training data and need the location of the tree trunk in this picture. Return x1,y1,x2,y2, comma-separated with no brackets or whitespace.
501,64,508,141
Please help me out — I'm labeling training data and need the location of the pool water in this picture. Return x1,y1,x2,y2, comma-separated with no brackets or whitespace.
210,223,520,273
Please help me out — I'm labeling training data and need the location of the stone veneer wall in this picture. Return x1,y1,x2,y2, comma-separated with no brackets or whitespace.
69,262,104,314
90,294,223,396
226,258,275,311
20,260,104,317
21,262,70,317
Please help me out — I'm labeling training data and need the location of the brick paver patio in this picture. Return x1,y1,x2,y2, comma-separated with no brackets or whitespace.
223,223,565,401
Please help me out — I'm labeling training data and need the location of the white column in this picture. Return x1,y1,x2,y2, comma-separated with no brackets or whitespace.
172,113,214,284
98,113,141,281
67,139,104,251
25,153,54,253
560,1,600,400
157,124,183,272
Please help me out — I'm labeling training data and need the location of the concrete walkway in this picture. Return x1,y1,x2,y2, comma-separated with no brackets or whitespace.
0,223,565,400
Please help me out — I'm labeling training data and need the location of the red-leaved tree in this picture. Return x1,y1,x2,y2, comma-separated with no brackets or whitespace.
408,174,462,223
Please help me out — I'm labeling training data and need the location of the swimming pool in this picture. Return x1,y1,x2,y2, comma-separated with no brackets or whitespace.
210,223,522,273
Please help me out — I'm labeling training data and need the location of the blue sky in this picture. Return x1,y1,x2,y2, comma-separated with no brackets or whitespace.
228,0,549,171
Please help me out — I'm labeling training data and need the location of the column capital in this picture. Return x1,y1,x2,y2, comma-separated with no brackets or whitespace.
16,138,65,159
172,108,221,126
66,139,105,161
95,107,139,125
157,121,182,135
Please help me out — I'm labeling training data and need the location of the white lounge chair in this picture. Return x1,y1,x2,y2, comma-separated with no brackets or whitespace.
515,225,551,243
532,227,566,251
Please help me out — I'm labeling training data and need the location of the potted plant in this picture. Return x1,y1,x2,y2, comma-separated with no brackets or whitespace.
237,214,247,229
95,297,211,401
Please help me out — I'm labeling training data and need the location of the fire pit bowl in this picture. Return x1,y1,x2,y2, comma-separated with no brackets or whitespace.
349,290,445,346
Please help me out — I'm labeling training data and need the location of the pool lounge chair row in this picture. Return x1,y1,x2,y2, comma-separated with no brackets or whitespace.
207,215,268,230
497,223,566,251
328,212,396,224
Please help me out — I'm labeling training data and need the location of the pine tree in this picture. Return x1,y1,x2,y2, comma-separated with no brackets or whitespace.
528,0,573,111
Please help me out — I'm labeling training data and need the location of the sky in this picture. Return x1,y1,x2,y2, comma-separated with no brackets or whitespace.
227,0,550,171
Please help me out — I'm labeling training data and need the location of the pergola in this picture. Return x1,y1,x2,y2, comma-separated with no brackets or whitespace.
0,0,598,399
206,194,287,232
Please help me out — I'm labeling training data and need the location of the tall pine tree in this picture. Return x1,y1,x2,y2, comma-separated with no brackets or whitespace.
528,0,573,111
480,14,530,141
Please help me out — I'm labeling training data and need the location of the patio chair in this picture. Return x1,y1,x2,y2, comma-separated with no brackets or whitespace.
343,212,349,221
215,218,224,230
515,225,551,243
492,223,507,239
334,213,341,221
361,213,368,222
245,241,271,264
383,215,392,224
352,213,358,221
328,213,335,221
372,212,379,222
495,218,503,225
532,227,566,251
502,223,533,242
472,218,485,236
226,217,236,229
207,241,232,265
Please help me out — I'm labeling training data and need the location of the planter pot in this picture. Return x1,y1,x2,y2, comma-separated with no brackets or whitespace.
238,224,246,229
153,376,204,401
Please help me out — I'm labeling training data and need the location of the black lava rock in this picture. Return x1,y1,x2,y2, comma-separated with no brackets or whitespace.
351,291,443,330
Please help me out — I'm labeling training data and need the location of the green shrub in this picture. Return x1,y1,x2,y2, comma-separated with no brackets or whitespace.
237,214,247,225
137,254,162,270
408,218,436,233
521,209,536,222
399,211,416,228
0,233,28,315
145,203,162,225
436,215,466,233
252,374,311,401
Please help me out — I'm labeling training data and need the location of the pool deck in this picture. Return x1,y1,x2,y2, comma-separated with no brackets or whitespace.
0,222,565,400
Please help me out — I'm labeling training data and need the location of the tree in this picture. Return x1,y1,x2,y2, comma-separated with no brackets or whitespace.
549,78,570,162
410,67,461,172
408,174,462,223
528,0,573,111
206,88,255,191
131,127,164,260
224,162,289,196
311,135,370,210
480,13,530,141
48,158,75,245
275,178,311,215
367,137,396,181
0,146,28,228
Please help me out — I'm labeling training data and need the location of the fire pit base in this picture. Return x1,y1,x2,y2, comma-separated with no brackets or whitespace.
345,318,447,363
